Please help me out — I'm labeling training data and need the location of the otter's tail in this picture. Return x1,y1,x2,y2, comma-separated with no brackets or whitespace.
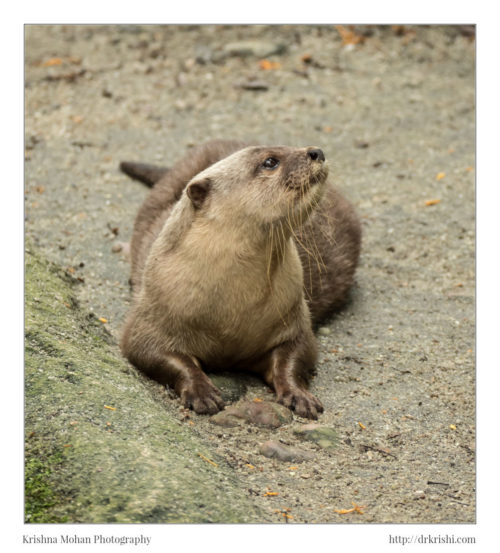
119,162,169,187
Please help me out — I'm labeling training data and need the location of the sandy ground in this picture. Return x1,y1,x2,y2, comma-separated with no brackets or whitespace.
24,24,475,524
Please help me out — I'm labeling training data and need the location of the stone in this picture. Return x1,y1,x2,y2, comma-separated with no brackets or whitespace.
210,400,292,429
293,424,339,452
259,440,314,462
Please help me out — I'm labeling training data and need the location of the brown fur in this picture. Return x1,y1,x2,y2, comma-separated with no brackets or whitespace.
120,140,361,419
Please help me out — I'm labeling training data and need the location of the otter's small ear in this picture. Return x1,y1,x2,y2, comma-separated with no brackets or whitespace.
187,178,211,209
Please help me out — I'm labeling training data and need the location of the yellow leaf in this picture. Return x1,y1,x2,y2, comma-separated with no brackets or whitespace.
259,59,280,70
335,25,365,45
197,453,218,467
42,57,63,67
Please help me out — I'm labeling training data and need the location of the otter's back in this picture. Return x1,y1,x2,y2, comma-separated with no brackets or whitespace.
129,140,248,288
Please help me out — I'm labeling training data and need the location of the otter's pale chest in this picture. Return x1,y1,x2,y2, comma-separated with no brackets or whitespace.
147,231,305,364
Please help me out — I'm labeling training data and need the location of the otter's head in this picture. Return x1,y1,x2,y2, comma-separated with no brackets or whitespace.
185,145,329,230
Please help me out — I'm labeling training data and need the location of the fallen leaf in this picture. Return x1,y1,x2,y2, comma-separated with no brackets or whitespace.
334,502,365,515
197,453,218,467
391,25,406,36
42,57,63,67
425,199,441,206
335,25,365,45
259,59,281,70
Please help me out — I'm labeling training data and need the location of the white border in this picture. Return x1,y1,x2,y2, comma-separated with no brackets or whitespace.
6,2,498,551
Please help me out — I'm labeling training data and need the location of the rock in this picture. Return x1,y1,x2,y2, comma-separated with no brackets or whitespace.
210,400,292,429
293,424,339,452
194,45,225,64
259,440,314,462
208,411,242,428
111,241,130,258
223,40,286,58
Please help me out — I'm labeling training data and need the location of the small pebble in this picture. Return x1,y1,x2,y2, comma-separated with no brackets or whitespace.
259,440,314,462
223,40,286,58
293,424,339,451
234,79,269,91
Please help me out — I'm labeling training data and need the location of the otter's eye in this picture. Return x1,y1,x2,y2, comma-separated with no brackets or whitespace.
262,157,280,170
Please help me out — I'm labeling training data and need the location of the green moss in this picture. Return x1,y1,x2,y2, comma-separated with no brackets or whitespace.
25,447,68,523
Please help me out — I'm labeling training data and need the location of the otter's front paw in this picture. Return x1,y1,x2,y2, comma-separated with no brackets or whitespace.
277,388,324,420
179,378,225,415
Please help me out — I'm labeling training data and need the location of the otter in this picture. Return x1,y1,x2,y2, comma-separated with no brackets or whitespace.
120,140,361,419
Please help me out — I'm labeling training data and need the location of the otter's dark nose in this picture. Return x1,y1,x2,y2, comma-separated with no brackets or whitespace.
307,148,325,162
